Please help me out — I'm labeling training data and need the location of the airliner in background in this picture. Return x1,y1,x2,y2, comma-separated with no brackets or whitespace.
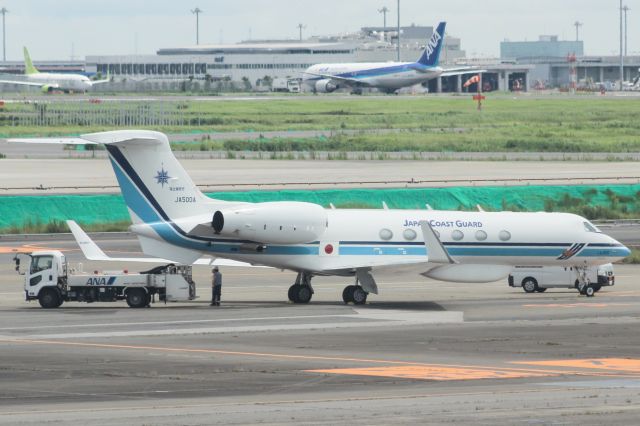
0,47,110,93
302,22,483,94
10,131,630,305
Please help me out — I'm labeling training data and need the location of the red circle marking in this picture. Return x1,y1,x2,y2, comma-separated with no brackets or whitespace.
324,244,334,254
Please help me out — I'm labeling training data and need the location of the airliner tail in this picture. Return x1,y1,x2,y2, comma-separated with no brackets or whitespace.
416,22,446,67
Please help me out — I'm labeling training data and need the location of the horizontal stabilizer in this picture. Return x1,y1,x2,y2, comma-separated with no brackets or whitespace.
66,221,258,267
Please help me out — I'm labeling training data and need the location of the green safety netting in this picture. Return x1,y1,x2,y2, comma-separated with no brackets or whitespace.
1,184,639,230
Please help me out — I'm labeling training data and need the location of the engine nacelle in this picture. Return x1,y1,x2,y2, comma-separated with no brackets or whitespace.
315,79,337,93
423,264,513,283
212,201,327,245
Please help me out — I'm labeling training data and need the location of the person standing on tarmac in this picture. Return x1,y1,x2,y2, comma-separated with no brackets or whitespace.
211,267,222,306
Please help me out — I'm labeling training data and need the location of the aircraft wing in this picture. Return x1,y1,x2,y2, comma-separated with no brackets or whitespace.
7,137,92,145
439,67,487,77
66,220,258,267
304,71,372,87
0,79,55,88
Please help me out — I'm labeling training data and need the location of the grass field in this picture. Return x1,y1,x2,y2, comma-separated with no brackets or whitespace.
2,96,640,153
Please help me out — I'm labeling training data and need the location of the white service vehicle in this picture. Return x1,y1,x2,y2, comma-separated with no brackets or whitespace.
16,250,196,309
508,263,615,297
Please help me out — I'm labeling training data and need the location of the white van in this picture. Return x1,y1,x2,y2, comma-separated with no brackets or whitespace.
508,264,614,294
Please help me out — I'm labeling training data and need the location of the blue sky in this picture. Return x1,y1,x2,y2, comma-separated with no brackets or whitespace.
0,1,634,60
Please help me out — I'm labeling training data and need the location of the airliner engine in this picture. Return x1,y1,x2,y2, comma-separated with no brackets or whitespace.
212,202,328,244
315,79,337,93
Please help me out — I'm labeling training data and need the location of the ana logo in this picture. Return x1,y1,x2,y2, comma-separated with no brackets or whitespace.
154,165,171,188
425,29,442,60
86,277,117,286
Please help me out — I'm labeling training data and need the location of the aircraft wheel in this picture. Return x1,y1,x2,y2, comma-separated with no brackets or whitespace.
39,288,62,309
126,288,148,308
522,278,538,293
288,284,297,302
342,285,356,304
352,287,368,305
294,285,312,304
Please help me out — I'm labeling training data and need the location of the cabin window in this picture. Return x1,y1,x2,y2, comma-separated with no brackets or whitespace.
403,229,417,241
475,230,488,241
379,228,393,240
499,230,511,241
451,230,464,241
583,221,600,233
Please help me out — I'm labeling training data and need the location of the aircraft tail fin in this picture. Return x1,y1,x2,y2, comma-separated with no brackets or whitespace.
416,22,446,67
23,47,39,75
81,130,217,225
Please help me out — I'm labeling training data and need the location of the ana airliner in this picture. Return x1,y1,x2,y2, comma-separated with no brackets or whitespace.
10,130,630,304
302,22,481,94
0,47,110,93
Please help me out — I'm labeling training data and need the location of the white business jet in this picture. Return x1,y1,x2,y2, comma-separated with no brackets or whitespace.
10,130,630,303
0,47,110,93
303,22,482,94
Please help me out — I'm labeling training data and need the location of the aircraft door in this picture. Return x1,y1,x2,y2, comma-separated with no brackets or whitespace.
26,254,56,295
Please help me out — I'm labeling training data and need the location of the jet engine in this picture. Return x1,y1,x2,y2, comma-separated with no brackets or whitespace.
315,79,337,93
212,201,327,244
423,264,513,283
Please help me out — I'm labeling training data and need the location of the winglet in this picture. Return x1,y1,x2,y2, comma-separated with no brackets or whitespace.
23,47,39,75
66,220,109,260
419,220,456,264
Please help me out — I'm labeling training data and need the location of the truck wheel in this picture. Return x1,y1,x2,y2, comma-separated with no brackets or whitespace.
522,278,538,293
126,288,148,308
584,286,595,297
39,288,62,309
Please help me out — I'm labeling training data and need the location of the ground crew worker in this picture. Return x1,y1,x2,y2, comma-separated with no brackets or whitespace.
211,267,222,306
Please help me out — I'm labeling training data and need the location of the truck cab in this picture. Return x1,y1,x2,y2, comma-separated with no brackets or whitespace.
23,251,67,308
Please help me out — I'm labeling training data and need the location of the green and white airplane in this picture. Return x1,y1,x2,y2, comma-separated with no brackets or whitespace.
0,47,110,93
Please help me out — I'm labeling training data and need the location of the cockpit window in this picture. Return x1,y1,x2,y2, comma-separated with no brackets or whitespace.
583,221,601,233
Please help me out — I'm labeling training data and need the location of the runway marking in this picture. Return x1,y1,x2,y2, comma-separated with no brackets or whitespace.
307,365,555,381
522,303,634,309
0,338,628,383
515,358,640,373
0,244,62,254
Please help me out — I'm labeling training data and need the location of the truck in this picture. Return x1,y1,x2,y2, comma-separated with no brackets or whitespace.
508,263,614,297
16,250,196,309
271,77,300,93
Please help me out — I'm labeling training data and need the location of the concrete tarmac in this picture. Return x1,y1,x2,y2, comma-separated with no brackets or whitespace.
1,157,640,194
1,237,640,424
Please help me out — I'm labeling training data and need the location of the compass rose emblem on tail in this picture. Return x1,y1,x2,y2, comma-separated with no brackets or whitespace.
154,165,171,187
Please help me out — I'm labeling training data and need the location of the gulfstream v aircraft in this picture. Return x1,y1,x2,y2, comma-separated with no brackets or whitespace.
10,130,630,304
0,47,109,93
302,22,480,94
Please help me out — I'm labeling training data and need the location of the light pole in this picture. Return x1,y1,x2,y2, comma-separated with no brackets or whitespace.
1,7,7,62
574,21,582,41
620,0,624,90
623,5,630,56
191,7,203,45
396,0,400,61
297,23,306,41
378,6,389,29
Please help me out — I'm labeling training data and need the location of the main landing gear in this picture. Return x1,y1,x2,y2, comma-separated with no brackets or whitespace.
342,281,368,305
288,272,314,304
